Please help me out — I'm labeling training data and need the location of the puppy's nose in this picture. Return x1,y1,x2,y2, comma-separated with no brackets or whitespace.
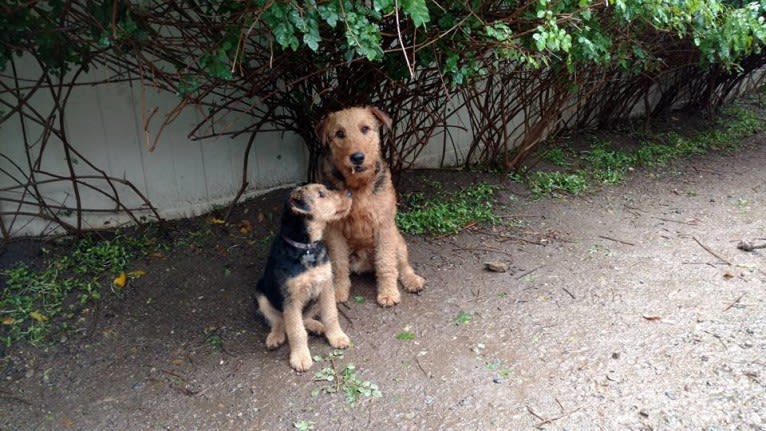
349,152,365,165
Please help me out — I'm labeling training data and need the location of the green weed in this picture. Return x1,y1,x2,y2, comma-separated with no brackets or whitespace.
1,229,161,347
397,183,500,235
523,101,765,197
312,352,382,406
526,171,588,196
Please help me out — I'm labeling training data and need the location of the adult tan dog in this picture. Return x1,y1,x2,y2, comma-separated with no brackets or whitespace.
315,106,425,306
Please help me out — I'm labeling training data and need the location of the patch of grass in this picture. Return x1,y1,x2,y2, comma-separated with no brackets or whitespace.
395,330,416,341
522,102,765,197
397,183,500,235
527,171,588,196
312,351,382,405
1,229,162,347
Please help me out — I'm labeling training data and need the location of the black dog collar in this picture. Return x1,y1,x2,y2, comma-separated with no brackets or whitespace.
282,235,321,254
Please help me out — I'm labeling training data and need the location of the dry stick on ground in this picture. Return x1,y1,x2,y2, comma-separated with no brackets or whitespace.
598,235,636,246
692,236,732,265
516,265,545,280
723,293,746,312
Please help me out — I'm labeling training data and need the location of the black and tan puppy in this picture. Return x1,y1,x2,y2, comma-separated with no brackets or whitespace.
255,184,352,371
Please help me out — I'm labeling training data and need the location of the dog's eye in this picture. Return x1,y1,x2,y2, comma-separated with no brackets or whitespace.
360,125,370,134
335,130,345,139
318,190,326,198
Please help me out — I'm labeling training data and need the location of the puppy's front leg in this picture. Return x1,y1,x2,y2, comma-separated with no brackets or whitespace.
283,304,312,371
324,227,352,302
319,280,350,348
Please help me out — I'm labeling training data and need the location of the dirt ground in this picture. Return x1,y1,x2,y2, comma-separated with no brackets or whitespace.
2,118,765,430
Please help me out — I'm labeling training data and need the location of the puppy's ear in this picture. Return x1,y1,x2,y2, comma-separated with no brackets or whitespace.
314,115,329,147
369,106,392,130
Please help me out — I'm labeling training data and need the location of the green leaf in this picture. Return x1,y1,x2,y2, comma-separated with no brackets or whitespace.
395,330,416,340
401,0,430,27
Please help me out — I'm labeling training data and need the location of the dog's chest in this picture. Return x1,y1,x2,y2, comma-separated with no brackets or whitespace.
286,262,332,303
342,198,377,247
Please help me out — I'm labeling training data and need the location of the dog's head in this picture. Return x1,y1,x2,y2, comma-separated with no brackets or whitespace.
288,183,352,223
315,106,392,182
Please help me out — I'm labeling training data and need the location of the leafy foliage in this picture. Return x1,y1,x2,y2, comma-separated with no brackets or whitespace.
397,183,500,235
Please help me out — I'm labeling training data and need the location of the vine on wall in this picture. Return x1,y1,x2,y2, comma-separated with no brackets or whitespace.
2,0,766,237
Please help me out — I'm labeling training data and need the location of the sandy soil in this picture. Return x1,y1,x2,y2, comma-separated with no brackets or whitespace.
1,120,765,431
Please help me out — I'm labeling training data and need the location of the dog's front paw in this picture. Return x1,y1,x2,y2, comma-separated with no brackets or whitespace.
265,331,286,349
335,285,350,303
327,331,350,349
402,273,425,293
289,350,314,372
376,290,401,307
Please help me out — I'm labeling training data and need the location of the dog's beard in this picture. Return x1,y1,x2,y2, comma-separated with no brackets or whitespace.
351,165,367,174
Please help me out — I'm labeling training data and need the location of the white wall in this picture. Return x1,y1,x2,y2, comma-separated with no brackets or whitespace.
1,59,307,237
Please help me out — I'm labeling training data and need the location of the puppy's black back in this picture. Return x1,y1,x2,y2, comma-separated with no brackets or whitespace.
255,203,328,311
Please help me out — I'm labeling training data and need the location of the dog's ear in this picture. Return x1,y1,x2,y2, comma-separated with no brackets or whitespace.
368,106,392,130
314,115,329,147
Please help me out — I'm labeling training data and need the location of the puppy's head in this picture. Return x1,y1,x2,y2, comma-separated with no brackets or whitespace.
315,106,392,181
288,183,352,223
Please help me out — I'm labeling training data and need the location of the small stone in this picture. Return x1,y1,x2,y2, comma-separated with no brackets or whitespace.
611,352,620,360
484,261,508,273
493,378,503,384
639,409,649,418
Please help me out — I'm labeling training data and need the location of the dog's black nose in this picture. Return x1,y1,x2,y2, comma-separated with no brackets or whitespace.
350,152,365,165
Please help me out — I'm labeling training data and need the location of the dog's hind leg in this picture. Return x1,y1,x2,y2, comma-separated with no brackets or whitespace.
256,295,286,349
395,230,425,293
303,303,325,335
318,280,350,349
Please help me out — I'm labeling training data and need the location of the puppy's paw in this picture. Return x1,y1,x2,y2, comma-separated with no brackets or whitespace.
402,273,425,293
327,331,350,349
376,290,401,307
304,319,326,335
289,350,313,372
265,331,285,350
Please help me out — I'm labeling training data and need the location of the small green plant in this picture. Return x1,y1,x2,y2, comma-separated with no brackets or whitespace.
395,331,416,341
1,229,162,347
312,356,382,405
293,420,315,431
544,147,571,167
454,311,473,325
397,183,500,235
526,171,588,196
525,100,766,198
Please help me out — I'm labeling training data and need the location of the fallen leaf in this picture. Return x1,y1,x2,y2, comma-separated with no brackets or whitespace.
148,251,165,259
642,314,662,321
127,270,146,278
239,219,252,234
113,272,127,288
2,316,16,325
209,217,226,225
30,311,48,322
61,417,75,428
723,272,734,280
